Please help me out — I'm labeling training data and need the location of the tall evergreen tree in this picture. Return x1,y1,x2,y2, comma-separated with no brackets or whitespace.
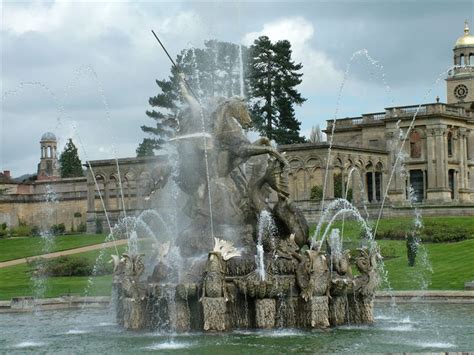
136,138,156,157
247,36,306,144
59,139,83,178
138,40,249,155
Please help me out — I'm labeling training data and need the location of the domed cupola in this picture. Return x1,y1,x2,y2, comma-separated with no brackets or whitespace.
37,132,60,180
453,21,474,66
446,21,474,106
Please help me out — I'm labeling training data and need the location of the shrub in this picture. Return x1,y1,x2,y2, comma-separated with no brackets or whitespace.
310,185,324,201
73,212,82,218
77,222,87,233
0,223,8,239
28,256,113,277
31,226,41,237
11,224,32,237
380,245,397,259
375,223,473,243
50,223,66,235
95,218,103,234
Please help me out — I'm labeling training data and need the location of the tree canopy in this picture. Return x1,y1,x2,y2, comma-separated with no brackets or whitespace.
247,36,306,144
139,36,307,154
138,40,248,156
59,139,83,178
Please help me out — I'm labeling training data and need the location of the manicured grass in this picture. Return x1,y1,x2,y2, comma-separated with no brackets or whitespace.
310,216,474,242
379,239,474,290
309,216,474,290
0,245,127,300
0,234,108,262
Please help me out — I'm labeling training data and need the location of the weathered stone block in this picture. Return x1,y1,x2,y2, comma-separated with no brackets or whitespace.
329,295,348,326
202,297,227,331
300,296,329,328
170,298,191,332
122,297,147,330
348,294,374,324
255,298,276,329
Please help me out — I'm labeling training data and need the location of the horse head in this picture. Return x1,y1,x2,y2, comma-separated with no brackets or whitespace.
224,96,252,129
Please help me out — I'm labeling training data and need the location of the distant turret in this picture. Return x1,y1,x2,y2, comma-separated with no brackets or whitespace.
37,132,60,180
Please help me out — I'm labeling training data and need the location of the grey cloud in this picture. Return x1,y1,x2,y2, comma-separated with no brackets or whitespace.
1,0,470,176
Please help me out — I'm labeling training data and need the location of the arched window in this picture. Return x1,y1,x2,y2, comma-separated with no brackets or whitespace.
447,132,453,157
460,54,465,66
470,53,474,66
409,131,422,158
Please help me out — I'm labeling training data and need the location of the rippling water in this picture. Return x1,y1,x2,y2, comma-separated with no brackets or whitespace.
0,303,472,353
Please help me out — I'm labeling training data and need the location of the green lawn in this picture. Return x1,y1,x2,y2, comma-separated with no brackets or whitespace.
0,245,127,300
378,239,474,290
0,234,108,262
0,217,473,300
310,216,474,290
311,216,474,242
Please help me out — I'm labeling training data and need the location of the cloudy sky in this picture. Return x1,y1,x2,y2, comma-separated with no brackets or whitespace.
1,0,473,177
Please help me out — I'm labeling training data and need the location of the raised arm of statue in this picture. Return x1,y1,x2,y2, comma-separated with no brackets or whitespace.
178,73,201,114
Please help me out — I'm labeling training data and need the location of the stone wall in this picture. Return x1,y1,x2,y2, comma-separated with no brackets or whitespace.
0,178,87,231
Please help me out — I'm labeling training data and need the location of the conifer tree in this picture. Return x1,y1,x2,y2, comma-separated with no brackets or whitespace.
138,40,248,155
59,139,83,177
247,36,306,144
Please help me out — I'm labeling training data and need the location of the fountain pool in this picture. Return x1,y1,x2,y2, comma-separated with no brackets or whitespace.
0,303,472,353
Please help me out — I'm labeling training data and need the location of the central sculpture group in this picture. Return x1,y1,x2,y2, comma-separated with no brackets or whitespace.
112,79,381,331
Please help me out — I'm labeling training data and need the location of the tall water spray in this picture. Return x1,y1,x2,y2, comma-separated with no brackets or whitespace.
255,210,276,281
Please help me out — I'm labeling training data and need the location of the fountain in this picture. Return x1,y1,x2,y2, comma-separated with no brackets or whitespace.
111,75,382,331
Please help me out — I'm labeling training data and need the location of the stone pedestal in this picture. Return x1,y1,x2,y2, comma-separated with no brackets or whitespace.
170,298,191,332
122,297,147,330
329,295,347,326
202,297,227,331
255,298,276,328
348,295,374,324
300,296,329,328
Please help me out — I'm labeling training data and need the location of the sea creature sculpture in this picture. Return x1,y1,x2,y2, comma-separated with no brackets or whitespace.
295,246,330,301
202,238,241,301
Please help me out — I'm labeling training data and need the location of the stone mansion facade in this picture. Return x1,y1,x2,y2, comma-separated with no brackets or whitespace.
282,23,474,211
1,23,473,231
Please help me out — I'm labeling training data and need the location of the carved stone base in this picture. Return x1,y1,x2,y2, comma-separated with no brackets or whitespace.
122,297,147,330
202,297,227,331
255,298,276,328
170,298,191,332
348,295,374,324
329,295,348,326
300,296,329,328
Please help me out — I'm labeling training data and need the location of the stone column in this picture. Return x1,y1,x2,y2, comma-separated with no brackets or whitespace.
103,177,110,211
87,183,95,212
434,127,446,188
459,129,467,189
324,165,334,200
426,129,436,189
341,170,346,199
371,172,376,202
303,169,308,200
423,170,427,200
